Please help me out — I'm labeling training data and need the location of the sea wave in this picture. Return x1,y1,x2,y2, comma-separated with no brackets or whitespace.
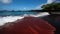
0,12,49,26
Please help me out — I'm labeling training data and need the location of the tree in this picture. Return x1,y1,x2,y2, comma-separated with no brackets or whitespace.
41,2,60,21
41,2,60,10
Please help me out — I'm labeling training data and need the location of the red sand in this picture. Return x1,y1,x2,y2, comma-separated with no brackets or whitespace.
0,17,56,34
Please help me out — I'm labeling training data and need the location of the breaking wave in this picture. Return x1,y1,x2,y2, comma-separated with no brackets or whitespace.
0,12,49,26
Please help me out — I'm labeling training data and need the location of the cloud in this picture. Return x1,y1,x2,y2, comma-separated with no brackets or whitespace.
34,0,56,10
1,0,12,4
33,4,47,10
33,4,44,10
23,8,27,10
47,0,56,4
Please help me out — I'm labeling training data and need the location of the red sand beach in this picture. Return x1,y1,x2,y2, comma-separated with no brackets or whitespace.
0,17,56,34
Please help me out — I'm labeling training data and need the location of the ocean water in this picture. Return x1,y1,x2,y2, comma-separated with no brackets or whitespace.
0,11,38,16
0,11,49,26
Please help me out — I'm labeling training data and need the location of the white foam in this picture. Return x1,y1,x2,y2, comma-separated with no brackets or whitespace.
0,16,24,26
0,12,49,26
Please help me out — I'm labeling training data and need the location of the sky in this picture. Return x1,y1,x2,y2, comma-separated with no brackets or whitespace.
0,0,60,10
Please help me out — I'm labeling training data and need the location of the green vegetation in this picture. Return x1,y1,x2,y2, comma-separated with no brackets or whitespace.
41,2,60,10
